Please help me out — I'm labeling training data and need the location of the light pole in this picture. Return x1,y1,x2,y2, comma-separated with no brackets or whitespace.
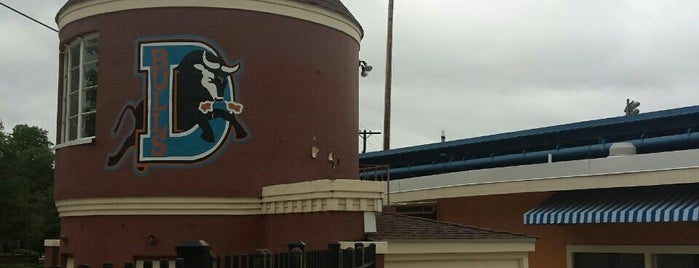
383,0,394,150
624,99,640,115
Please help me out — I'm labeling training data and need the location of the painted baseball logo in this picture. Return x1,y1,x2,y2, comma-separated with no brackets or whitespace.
107,39,249,173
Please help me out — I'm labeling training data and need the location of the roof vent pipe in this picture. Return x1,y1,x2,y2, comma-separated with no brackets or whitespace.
608,142,636,156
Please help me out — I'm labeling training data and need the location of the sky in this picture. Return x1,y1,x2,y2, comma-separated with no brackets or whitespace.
0,0,63,137
3,1,699,152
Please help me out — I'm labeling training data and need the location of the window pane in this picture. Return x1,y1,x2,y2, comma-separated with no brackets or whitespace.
574,253,644,268
83,62,98,87
69,68,80,92
655,254,699,268
68,117,78,141
83,87,96,113
62,35,99,143
83,37,99,62
81,112,95,137
70,45,80,68
68,92,79,116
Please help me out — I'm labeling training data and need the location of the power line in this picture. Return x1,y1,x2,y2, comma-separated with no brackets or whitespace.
366,136,380,152
359,124,382,153
0,1,58,33
359,129,381,154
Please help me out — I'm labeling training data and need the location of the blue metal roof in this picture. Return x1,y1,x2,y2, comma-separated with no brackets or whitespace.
360,105,699,179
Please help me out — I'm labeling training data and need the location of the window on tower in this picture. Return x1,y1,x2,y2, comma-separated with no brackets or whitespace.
60,34,98,146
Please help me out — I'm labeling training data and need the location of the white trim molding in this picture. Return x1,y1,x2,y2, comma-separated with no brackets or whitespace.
44,239,61,247
385,240,535,255
55,137,94,150
56,0,363,42
56,197,263,217
261,179,385,214
56,179,385,217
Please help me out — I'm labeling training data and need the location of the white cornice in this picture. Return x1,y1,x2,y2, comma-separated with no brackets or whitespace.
56,197,263,217
56,0,362,42
55,179,385,217
262,179,385,214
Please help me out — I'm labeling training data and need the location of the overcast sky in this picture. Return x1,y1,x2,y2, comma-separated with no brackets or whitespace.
0,0,62,138
2,1,699,152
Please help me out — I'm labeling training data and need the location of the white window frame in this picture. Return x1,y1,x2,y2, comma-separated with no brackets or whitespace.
567,245,699,268
59,34,98,148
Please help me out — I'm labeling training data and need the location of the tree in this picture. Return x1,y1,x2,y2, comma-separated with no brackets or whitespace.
0,121,57,253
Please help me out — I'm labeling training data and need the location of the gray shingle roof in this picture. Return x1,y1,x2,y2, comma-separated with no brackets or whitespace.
370,212,536,241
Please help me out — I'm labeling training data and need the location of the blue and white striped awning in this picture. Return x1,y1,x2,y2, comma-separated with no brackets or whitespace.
524,184,699,224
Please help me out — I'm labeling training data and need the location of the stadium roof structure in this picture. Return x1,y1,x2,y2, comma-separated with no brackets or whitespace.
361,105,699,180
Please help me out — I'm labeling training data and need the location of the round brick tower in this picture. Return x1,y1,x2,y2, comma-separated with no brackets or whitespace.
52,1,383,266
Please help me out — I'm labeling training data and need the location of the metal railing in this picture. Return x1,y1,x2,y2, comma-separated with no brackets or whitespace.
60,241,376,268
359,165,390,204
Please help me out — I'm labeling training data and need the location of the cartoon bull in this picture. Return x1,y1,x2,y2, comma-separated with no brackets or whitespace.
107,49,247,168
174,50,247,142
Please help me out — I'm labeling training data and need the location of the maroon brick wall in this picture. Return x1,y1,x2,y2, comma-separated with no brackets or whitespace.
55,7,359,200
54,5,363,265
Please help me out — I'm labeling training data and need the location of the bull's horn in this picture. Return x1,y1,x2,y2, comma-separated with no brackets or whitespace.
221,64,240,74
202,52,220,70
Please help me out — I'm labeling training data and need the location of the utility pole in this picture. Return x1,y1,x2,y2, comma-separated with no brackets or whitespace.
359,130,382,153
383,0,394,150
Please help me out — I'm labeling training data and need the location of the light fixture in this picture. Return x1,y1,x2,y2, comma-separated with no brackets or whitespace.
624,99,640,115
147,234,158,245
359,60,373,77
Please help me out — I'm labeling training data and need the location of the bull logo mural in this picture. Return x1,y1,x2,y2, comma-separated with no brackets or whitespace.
107,39,249,173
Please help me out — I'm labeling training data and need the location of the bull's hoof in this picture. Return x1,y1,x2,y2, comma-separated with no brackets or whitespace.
201,132,215,143
107,156,120,166
235,128,248,139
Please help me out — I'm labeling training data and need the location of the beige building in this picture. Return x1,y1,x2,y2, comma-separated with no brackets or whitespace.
372,212,535,268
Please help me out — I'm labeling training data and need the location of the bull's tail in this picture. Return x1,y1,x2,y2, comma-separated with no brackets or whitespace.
107,133,136,167
107,102,145,167
111,103,138,135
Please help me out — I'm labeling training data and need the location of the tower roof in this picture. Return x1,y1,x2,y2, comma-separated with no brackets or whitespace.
57,0,362,34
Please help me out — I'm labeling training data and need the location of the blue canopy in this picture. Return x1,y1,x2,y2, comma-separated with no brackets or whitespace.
524,184,699,224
